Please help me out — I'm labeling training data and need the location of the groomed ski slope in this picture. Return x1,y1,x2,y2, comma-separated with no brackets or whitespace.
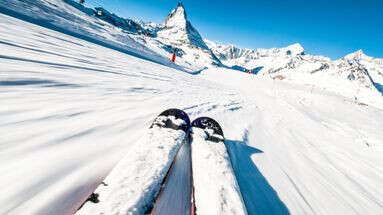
1,9,383,215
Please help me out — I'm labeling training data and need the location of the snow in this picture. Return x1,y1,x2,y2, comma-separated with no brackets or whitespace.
163,2,188,29
156,2,219,69
0,11,240,214
285,43,304,55
1,1,383,215
0,0,183,71
154,115,186,127
199,68,383,214
206,39,383,102
205,40,304,70
191,127,247,215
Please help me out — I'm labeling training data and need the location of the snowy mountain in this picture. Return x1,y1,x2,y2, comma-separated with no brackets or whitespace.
75,2,221,70
7,0,380,95
342,50,383,93
205,39,329,74
205,40,304,67
158,2,208,50
0,0,183,71
155,2,221,67
206,39,383,98
93,7,146,35
137,21,163,36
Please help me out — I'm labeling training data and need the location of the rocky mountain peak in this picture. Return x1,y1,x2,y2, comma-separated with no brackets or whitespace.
164,2,187,29
285,43,304,56
158,3,211,50
344,50,366,61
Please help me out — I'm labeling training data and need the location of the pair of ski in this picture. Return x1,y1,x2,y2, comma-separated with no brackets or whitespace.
76,109,231,215
149,109,226,215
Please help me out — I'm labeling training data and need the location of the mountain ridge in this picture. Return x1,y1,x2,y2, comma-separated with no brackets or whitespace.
86,1,383,96
156,2,221,67
4,0,381,97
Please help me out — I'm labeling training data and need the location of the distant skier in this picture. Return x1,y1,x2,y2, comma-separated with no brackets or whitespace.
171,52,176,63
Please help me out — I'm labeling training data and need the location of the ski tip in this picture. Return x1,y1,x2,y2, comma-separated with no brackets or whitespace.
191,117,224,140
151,108,191,132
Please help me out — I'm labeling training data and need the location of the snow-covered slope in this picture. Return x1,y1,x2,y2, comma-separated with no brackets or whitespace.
92,7,146,35
1,1,383,215
0,12,242,214
0,0,186,71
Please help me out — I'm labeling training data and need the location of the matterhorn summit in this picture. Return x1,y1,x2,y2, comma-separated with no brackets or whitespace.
155,2,220,68
158,2,208,50
163,2,188,30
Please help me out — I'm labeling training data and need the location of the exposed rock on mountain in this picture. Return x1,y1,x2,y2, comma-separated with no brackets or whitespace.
158,2,208,50
155,3,221,67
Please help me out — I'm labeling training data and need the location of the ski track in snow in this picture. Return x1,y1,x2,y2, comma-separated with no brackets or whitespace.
1,6,383,215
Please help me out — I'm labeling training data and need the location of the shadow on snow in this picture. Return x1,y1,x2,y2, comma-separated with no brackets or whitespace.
0,78,82,88
225,139,290,215
373,82,383,96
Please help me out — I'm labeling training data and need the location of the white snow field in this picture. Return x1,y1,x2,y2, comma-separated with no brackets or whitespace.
1,1,383,215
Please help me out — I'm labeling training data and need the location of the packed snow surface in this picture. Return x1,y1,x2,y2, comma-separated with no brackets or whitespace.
1,1,383,215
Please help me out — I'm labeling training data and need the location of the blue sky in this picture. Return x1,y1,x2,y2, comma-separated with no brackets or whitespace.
85,0,383,59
